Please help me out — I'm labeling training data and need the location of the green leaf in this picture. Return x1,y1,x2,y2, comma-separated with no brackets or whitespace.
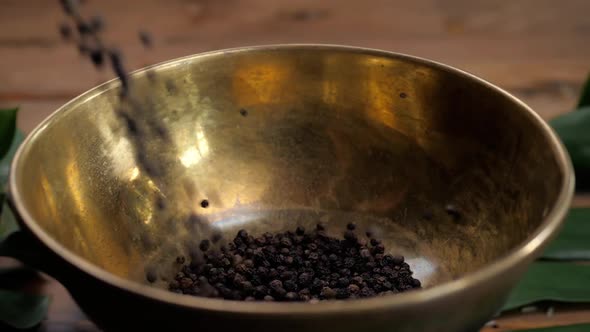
510,323,590,332
0,109,45,330
0,129,24,191
550,107,590,190
0,289,49,329
0,200,19,241
577,74,590,108
502,262,590,311
0,108,18,161
0,129,23,240
542,208,590,260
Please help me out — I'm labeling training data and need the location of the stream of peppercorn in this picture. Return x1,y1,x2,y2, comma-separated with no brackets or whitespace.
56,0,423,302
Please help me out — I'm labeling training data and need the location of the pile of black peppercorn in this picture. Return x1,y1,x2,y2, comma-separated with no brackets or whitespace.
168,223,421,302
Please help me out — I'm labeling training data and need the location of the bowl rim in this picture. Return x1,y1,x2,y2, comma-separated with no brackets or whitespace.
9,44,575,315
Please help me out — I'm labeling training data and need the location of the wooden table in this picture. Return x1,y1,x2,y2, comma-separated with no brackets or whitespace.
1,0,590,330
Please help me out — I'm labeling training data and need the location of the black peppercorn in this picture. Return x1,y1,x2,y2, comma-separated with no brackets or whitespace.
108,49,129,95
59,22,72,40
348,284,360,295
211,232,222,243
199,239,211,252
320,287,336,299
139,30,153,48
296,226,305,236
280,238,292,247
89,15,104,32
269,279,283,289
284,279,298,292
412,278,421,287
238,229,248,239
373,244,385,254
445,204,462,221
169,222,421,301
298,272,312,285
336,288,350,299
344,230,357,242
360,249,371,259
59,0,77,16
146,269,157,283
285,292,298,301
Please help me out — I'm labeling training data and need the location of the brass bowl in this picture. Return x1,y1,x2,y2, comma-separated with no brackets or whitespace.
5,45,573,332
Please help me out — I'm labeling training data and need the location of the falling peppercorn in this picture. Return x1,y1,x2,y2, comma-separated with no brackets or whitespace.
199,239,210,252
139,30,153,48
89,15,104,32
108,49,129,95
89,49,104,68
59,0,77,16
445,204,462,221
59,22,72,40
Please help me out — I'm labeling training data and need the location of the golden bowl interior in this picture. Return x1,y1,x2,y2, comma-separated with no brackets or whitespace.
13,46,566,291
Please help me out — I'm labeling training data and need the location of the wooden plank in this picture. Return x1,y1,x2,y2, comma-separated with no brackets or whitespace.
1,0,589,130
